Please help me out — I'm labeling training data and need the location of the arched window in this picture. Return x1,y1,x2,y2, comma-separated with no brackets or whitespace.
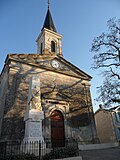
51,41,55,52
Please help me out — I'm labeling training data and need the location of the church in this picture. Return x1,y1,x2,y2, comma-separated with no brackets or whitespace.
0,3,97,147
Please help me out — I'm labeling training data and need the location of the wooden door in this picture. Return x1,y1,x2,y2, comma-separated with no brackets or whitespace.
51,110,65,147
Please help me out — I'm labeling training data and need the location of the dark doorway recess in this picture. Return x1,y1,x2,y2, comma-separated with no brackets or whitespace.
51,110,65,147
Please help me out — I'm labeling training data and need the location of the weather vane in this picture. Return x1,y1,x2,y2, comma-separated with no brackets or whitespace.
48,0,50,9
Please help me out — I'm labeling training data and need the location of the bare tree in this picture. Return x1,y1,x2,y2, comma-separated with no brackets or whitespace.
91,18,120,107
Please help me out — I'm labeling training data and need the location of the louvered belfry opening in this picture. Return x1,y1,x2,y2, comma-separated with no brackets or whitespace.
51,41,55,52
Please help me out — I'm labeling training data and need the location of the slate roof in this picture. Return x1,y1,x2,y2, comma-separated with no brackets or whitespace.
41,8,57,32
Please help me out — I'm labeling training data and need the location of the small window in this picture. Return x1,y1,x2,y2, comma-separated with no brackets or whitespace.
51,41,55,52
116,112,120,122
118,128,120,134
40,43,43,54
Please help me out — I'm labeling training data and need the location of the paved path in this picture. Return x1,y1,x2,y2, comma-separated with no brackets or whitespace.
79,147,120,160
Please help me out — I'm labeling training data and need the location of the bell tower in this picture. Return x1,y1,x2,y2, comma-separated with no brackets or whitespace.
36,2,63,56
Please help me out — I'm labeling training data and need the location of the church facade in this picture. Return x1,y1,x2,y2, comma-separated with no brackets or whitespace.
0,6,97,147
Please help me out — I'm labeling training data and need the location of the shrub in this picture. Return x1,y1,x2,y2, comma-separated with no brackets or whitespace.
0,153,39,160
42,146,79,160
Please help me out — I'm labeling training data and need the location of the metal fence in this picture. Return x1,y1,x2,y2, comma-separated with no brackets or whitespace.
0,139,79,160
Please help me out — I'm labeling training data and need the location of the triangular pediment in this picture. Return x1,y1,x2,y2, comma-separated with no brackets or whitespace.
53,56,92,80
8,54,92,80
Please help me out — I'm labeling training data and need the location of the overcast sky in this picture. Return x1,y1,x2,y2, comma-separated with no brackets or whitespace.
0,0,120,112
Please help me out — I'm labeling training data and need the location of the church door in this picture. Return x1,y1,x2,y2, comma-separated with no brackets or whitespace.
51,110,65,147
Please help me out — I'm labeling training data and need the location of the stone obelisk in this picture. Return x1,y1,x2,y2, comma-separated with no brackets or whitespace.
24,75,44,142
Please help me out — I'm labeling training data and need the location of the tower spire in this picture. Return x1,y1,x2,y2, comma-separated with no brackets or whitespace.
41,0,57,32
36,0,62,56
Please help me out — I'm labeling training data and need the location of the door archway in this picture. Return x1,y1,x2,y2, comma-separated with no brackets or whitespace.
51,110,65,147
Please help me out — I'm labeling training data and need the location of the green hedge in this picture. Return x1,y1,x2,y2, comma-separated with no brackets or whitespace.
42,146,79,160
0,153,38,160
0,146,79,160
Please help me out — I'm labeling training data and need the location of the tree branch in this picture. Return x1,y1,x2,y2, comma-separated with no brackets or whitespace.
91,18,120,107
110,67,120,79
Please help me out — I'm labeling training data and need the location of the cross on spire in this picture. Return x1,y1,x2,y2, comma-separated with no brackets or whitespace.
48,0,50,9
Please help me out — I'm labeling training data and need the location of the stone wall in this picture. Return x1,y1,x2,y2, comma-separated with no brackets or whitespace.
0,55,97,142
95,109,116,143
0,66,8,137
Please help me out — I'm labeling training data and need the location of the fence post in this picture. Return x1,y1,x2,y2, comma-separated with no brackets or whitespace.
38,141,41,160
0,141,7,159
3,141,7,159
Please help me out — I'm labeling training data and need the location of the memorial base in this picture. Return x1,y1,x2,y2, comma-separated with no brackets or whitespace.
23,111,46,154
24,110,45,144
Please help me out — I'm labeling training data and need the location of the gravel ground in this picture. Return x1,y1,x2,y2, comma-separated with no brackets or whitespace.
79,147,120,160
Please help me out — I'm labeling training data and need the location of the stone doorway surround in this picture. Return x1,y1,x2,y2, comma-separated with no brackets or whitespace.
42,98,71,145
